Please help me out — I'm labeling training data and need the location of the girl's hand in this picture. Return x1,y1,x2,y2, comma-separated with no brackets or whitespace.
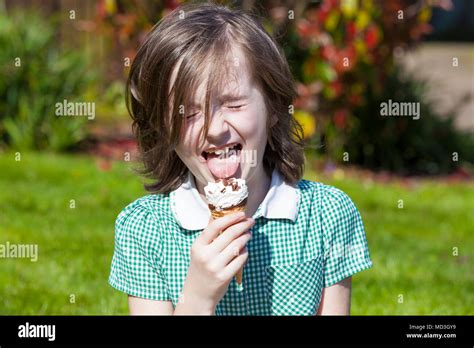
177,212,254,314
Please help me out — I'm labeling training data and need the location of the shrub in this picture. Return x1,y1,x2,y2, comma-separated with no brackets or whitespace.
0,10,94,151
346,67,474,175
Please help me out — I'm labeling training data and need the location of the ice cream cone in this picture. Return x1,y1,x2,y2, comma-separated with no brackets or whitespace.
205,178,249,288
209,198,247,285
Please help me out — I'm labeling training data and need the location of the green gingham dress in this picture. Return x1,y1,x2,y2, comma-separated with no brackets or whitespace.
109,169,372,315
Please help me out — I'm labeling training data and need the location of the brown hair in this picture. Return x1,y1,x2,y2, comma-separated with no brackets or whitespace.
127,2,305,194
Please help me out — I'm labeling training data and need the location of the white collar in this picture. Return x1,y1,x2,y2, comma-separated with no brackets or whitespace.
170,169,300,230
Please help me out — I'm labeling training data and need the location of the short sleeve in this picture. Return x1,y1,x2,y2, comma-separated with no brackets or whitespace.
321,186,372,288
108,201,170,301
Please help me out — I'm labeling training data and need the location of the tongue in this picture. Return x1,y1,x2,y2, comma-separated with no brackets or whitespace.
207,152,240,179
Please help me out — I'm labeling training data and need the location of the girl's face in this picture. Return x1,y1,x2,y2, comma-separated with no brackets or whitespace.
175,47,268,188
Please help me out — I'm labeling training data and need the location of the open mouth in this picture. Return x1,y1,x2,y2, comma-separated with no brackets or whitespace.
201,143,243,179
201,143,243,161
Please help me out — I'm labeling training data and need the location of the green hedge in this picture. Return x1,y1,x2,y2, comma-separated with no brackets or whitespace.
0,10,94,151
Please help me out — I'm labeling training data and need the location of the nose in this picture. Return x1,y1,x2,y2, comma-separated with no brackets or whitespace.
205,108,230,141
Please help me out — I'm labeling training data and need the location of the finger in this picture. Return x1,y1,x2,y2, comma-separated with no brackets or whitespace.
215,232,251,267
200,212,246,244
221,247,249,280
210,218,255,252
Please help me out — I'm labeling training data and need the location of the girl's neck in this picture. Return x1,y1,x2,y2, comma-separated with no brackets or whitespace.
195,166,271,218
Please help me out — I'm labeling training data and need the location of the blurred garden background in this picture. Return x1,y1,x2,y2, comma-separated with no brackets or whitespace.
0,0,473,314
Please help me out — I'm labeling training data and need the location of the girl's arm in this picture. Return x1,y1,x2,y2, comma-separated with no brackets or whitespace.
128,294,216,315
127,213,254,316
128,277,353,315
128,296,174,315
316,276,352,315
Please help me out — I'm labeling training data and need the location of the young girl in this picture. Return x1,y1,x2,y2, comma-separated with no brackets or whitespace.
109,2,372,315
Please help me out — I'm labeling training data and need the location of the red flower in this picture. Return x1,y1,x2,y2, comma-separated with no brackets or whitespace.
334,46,356,73
316,2,331,23
320,44,337,62
346,21,357,40
365,25,379,49
348,93,362,106
296,19,319,39
334,109,348,129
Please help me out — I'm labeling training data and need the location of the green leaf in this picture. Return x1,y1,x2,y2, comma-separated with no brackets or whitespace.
315,61,337,83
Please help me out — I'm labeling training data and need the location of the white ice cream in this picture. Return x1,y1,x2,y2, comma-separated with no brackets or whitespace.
204,178,248,211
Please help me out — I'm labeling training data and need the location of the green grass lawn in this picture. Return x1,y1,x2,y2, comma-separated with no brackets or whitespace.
0,152,473,315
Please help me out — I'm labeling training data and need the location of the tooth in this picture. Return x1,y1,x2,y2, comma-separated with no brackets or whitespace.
206,144,238,156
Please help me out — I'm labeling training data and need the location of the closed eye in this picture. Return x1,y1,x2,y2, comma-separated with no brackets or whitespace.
226,104,246,110
186,111,200,119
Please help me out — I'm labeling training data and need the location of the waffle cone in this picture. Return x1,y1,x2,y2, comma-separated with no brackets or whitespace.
210,203,246,219
209,199,247,285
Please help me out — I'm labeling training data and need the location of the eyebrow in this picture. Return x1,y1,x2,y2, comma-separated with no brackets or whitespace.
188,93,249,108
218,93,249,103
